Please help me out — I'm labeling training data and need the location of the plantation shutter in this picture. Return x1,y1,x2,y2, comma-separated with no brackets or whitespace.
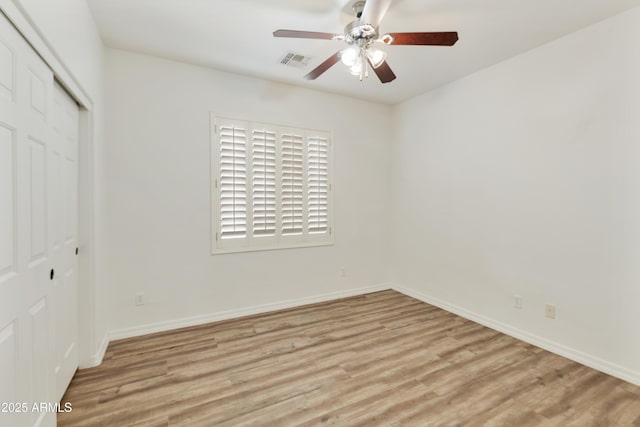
281,130,304,236
307,133,330,235
212,115,332,253
218,120,247,240
251,125,277,237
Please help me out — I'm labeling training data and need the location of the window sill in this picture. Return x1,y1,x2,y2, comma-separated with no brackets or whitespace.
211,240,334,255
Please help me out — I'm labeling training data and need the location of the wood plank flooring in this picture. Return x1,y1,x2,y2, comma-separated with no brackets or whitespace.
58,290,640,426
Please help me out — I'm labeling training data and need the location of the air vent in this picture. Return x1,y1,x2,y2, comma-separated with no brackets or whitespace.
280,52,312,68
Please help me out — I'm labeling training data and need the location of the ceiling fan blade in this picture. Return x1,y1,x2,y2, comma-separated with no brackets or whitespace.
368,58,396,83
359,0,393,27
273,29,338,40
388,32,459,46
305,52,342,80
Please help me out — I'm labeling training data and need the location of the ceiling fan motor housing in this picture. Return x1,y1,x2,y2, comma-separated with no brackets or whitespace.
345,20,379,46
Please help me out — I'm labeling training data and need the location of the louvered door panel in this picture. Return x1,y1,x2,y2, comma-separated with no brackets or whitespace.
218,121,247,240
281,131,304,236
307,133,330,235
251,126,276,238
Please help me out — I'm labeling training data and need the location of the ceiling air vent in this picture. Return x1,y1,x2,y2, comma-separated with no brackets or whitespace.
280,52,312,68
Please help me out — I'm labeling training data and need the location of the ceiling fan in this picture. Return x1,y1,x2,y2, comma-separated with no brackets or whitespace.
273,0,459,83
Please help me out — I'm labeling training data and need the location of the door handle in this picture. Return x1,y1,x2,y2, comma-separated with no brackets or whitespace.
50,269,55,280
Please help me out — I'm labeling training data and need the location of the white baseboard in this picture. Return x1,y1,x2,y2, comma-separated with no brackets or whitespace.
392,284,640,387
108,283,392,342
82,283,640,387
79,332,109,369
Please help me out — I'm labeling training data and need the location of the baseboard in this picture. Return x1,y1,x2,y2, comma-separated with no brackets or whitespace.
79,332,109,369
108,283,392,342
392,284,640,387
82,283,640,386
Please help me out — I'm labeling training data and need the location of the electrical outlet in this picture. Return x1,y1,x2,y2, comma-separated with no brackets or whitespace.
135,292,145,306
545,304,556,319
514,295,523,309
340,267,346,277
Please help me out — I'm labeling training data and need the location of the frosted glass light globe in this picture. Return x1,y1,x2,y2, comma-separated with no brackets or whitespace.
341,46,360,67
367,47,386,68
350,62,363,75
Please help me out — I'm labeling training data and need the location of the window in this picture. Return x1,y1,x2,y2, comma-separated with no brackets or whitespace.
211,115,332,254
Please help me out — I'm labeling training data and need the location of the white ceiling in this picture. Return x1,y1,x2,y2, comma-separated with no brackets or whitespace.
86,0,640,105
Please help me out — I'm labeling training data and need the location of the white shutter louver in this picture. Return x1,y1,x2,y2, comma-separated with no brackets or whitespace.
307,135,329,234
212,115,332,253
251,127,276,237
281,132,304,235
219,124,247,239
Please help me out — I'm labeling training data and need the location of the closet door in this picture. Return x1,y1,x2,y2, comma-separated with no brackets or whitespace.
0,12,79,427
0,12,23,425
51,81,79,401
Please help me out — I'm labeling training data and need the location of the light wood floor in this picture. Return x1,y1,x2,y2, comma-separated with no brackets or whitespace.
58,290,640,426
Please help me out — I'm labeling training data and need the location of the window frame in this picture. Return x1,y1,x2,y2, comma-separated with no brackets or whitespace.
211,114,333,255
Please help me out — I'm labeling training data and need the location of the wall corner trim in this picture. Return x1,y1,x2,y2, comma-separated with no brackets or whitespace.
79,332,109,369
391,283,640,387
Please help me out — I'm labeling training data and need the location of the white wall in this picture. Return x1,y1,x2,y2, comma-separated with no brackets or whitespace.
4,0,106,365
103,48,392,335
390,7,640,384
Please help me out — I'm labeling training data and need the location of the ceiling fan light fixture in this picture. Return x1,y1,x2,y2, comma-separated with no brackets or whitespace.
367,47,386,68
341,45,360,67
349,58,363,76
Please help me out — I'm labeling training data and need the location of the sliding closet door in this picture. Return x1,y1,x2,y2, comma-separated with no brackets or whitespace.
51,81,79,402
0,11,79,427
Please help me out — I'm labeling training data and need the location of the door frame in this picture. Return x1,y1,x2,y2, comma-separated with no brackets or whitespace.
0,0,102,368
